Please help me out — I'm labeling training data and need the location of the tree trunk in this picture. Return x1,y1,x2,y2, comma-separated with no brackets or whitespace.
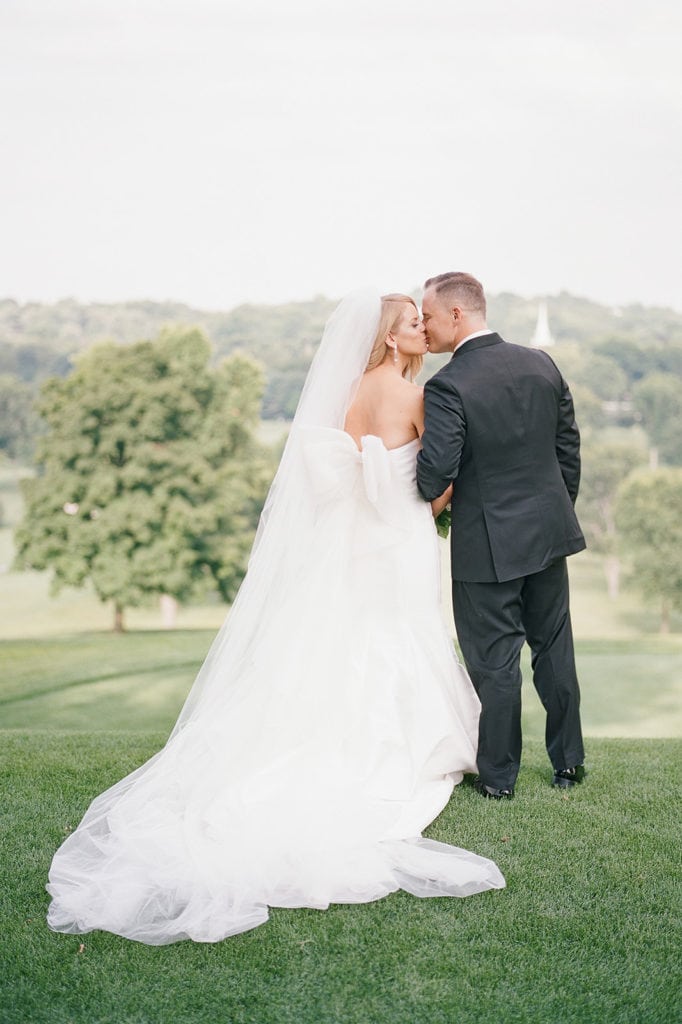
649,447,659,470
660,598,670,635
113,602,125,633
160,593,178,630
604,555,621,600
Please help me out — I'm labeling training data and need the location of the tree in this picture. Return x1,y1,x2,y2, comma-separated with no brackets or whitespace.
577,355,628,404
577,441,646,597
550,347,628,431
0,341,71,383
15,328,273,631
632,373,682,465
595,338,682,384
569,383,607,433
0,375,42,461
615,468,682,633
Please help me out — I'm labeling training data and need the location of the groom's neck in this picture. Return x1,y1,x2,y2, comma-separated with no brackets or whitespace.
453,316,488,349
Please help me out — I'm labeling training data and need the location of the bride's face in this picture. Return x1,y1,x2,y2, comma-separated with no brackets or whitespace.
390,305,427,357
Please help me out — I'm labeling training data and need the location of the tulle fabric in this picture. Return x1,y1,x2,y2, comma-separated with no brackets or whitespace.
46,432,504,944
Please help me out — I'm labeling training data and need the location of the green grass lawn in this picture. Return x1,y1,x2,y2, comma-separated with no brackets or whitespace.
1,732,679,1024
0,631,215,731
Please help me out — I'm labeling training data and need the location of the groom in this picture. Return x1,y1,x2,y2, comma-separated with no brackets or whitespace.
416,272,586,798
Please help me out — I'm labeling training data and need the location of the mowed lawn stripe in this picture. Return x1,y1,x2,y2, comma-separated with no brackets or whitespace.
0,631,214,701
5,632,681,737
0,659,203,707
0,666,201,732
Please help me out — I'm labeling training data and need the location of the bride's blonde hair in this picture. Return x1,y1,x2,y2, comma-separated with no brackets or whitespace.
365,294,423,380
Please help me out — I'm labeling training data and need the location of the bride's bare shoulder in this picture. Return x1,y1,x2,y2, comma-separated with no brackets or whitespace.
351,369,423,407
385,373,422,394
404,379,424,402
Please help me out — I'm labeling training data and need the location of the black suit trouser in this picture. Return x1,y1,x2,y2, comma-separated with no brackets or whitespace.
452,557,584,790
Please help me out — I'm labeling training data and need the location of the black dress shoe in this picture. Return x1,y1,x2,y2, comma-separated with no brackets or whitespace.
473,777,514,800
552,764,586,788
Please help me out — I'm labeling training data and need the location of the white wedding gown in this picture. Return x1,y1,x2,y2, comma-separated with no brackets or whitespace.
46,428,504,944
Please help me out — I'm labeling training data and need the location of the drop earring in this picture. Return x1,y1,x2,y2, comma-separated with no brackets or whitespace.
393,345,398,365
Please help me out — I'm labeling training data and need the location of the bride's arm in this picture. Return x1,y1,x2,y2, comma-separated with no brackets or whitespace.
414,387,452,517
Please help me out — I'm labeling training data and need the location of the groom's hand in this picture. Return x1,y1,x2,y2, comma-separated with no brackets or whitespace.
431,484,453,518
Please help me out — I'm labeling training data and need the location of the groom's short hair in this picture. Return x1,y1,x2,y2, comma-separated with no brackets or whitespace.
424,272,486,317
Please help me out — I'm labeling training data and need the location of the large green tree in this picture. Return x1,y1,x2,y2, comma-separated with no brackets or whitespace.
615,468,682,633
15,328,273,630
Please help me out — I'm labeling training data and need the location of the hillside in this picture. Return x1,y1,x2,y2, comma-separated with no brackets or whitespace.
2,291,682,420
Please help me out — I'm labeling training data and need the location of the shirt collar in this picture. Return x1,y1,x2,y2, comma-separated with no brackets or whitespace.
456,328,494,350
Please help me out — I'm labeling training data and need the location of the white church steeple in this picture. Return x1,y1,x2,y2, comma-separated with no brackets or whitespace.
530,300,555,348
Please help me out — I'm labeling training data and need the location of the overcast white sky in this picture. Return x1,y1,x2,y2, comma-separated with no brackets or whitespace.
1,0,681,311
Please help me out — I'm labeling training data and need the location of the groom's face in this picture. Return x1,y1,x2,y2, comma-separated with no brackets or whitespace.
421,289,456,353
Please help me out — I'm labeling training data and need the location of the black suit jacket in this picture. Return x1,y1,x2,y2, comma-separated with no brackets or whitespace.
417,333,586,582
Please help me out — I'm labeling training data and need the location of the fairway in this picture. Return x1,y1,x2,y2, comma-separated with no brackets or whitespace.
0,631,215,732
2,631,681,739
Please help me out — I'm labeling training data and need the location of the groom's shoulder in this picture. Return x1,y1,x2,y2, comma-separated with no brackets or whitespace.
425,358,457,390
426,337,549,383
503,339,561,372
490,336,558,370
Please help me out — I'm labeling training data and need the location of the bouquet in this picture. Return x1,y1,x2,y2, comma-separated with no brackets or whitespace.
435,505,451,540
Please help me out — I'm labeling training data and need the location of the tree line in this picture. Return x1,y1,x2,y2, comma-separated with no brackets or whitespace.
3,291,682,630
3,291,682,429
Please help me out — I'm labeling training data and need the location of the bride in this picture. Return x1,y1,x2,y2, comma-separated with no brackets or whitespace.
46,290,505,945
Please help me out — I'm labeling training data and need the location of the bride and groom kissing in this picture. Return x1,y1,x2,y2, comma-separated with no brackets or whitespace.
46,271,586,945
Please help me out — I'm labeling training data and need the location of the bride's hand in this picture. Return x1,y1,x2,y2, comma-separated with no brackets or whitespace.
431,484,453,518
